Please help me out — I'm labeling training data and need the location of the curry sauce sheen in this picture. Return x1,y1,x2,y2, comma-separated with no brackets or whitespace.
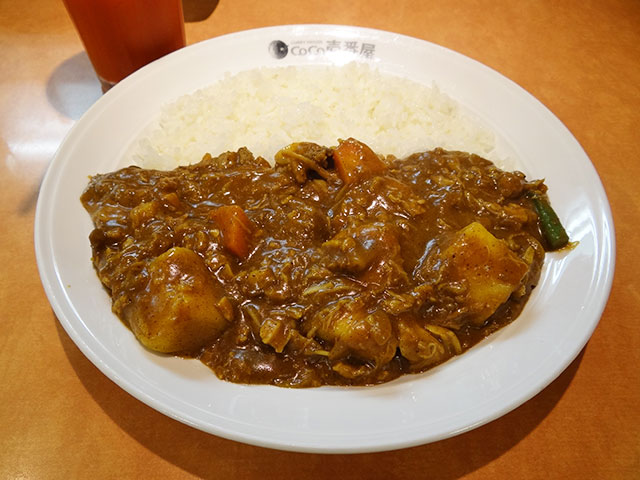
81,139,552,387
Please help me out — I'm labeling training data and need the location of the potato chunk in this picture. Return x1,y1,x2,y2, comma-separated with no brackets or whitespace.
441,222,529,326
123,247,230,353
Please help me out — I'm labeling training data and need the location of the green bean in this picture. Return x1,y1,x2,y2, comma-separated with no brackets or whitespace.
528,192,569,250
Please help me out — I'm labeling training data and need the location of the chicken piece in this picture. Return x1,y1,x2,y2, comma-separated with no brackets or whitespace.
397,316,462,370
306,298,398,373
121,247,231,353
329,175,426,233
439,222,529,327
274,142,333,183
201,147,271,170
397,316,447,370
320,222,401,274
320,222,409,291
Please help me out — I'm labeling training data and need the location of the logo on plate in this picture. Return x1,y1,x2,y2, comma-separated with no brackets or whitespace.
268,39,377,60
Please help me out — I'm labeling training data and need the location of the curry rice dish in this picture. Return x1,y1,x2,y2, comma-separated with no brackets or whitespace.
81,138,569,387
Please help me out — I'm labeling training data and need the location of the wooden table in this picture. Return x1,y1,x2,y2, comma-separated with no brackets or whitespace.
1,0,638,478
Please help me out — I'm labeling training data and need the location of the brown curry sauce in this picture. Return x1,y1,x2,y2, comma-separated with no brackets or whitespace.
81,139,551,387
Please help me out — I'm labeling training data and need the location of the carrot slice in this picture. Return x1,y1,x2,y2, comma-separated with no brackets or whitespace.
332,138,387,184
210,205,252,258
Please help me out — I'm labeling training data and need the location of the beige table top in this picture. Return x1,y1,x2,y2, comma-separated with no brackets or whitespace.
1,0,639,478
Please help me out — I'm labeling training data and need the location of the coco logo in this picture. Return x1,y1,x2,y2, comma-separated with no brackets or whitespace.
268,40,288,59
290,45,325,56
269,40,327,59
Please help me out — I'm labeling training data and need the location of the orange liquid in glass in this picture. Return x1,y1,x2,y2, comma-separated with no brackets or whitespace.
63,0,186,89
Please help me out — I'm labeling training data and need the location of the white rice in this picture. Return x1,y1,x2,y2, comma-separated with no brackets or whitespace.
127,62,500,170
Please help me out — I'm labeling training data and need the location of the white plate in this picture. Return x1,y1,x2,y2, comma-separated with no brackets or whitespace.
35,25,615,453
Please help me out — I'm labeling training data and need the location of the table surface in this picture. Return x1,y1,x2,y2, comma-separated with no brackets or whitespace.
1,0,639,478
